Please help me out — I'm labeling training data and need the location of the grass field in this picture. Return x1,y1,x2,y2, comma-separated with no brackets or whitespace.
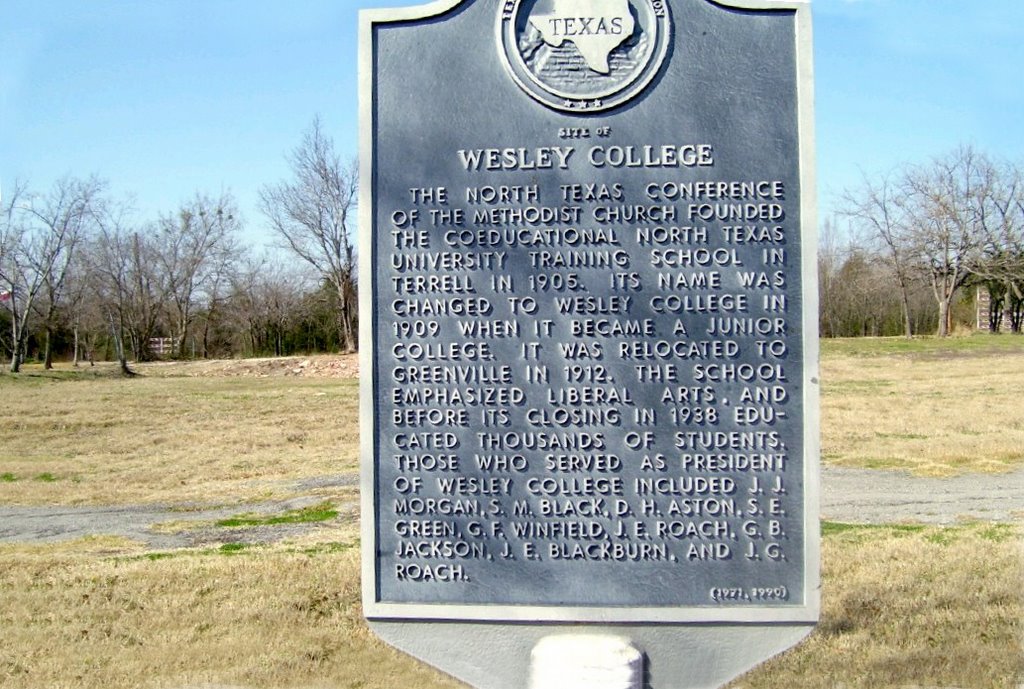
2,335,1022,507
0,532,459,689
0,522,1019,689
729,521,1023,689
821,334,1024,476
0,339,1022,688
0,360,358,505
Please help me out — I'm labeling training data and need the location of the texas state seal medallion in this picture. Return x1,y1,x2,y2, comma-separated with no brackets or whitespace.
499,0,672,112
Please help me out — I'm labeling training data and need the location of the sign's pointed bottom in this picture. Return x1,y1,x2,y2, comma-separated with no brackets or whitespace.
369,620,814,689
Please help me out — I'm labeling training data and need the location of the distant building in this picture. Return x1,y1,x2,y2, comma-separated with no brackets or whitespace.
148,337,179,357
977,286,994,331
976,285,1022,333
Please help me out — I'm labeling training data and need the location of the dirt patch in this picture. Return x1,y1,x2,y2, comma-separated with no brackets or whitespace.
136,354,359,379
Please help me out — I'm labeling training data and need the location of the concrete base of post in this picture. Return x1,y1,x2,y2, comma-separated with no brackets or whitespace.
368,620,814,689
529,635,643,689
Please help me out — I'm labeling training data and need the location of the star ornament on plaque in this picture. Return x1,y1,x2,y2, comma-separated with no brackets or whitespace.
499,0,672,112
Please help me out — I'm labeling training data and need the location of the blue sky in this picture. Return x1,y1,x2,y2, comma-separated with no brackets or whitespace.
2,0,1022,245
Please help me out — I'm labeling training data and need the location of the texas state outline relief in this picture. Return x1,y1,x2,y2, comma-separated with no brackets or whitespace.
528,0,636,74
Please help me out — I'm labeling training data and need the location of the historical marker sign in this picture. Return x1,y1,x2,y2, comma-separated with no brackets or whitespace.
361,0,817,685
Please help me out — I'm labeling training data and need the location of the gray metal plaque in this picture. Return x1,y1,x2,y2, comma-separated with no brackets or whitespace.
361,0,818,625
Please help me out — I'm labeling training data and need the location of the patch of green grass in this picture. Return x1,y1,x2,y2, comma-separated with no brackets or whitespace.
296,542,354,556
215,501,337,528
33,473,58,482
0,367,123,385
873,432,928,440
978,523,1016,543
822,521,926,538
129,543,256,562
128,540,355,563
925,530,960,546
824,521,1019,549
828,380,894,393
821,333,1024,359
872,523,925,534
821,521,865,536
861,457,905,470
1,472,17,482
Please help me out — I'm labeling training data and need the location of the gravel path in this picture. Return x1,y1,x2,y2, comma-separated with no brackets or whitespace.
0,468,1020,547
821,466,1024,525
0,494,357,549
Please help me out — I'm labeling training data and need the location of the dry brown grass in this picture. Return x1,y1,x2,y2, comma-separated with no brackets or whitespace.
0,362,358,505
3,338,1020,509
1,346,1022,688
821,338,1024,476
0,524,1019,689
730,522,1024,689
0,528,464,689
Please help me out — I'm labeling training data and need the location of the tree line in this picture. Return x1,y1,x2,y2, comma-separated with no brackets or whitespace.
823,146,1023,338
5,140,1020,372
0,120,358,373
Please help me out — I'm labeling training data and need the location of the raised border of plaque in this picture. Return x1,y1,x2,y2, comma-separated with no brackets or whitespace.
360,0,819,625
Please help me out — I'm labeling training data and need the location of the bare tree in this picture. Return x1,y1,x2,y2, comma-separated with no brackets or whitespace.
970,158,1024,332
817,216,845,338
260,118,358,352
903,147,987,337
27,177,104,368
0,177,102,372
0,182,28,366
194,268,233,358
827,248,909,337
1,183,48,371
88,205,135,375
158,193,241,358
841,171,919,338
62,243,96,366
89,202,173,374
228,253,313,356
